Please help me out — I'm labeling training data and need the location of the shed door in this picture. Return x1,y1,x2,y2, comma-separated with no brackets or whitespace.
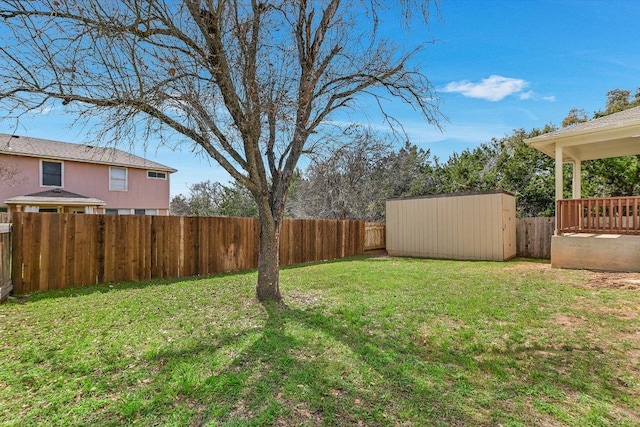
502,208,516,259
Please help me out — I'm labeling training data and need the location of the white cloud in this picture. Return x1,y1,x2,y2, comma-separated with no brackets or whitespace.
443,75,528,101
518,91,534,100
442,75,556,103
29,105,55,115
520,91,556,102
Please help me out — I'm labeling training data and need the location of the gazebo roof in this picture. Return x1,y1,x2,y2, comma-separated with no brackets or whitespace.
525,106,640,162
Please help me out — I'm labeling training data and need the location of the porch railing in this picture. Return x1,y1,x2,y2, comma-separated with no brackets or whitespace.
556,196,640,235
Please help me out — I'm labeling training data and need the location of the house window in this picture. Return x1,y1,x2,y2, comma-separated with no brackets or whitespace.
106,208,132,215
147,171,167,180
109,167,127,191
135,209,158,215
41,160,63,187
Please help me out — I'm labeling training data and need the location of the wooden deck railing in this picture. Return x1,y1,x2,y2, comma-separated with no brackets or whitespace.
556,196,640,235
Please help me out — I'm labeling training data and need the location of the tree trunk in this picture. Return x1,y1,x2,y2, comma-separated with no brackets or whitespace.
256,213,283,303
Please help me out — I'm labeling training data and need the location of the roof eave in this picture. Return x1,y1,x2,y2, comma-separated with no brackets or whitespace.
0,150,177,173
525,121,640,160
5,197,107,206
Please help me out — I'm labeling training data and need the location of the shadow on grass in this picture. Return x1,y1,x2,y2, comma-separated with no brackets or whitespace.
18,292,637,426
8,253,384,304
118,303,471,426
9,269,257,304
121,301,637,426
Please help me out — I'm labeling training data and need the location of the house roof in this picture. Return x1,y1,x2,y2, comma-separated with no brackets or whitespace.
5,188,106,206
525,106,640,161
0,133,177,173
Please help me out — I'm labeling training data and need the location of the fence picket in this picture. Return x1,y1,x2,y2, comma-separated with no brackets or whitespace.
364,222,386,250
515,217,554,259
0,223,11,301
9,213,366,293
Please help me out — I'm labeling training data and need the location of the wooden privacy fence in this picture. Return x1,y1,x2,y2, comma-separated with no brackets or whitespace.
0,223,11,301
364,222,385,250
11,213,364,294
516,217,554,259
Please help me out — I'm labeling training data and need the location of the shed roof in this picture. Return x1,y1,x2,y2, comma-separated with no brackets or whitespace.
525,106,640,161
387,190,514,203
0,133,177,172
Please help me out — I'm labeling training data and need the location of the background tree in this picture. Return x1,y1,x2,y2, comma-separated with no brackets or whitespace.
594,88,640,118
561,108,588,128
169,194,192,216
582,156,640,197
375,141,437,201
0,0,441,304
434,140,500,193
217,180,258,218
288,131,438,221
496,127,558,216
570,87,640,198
170,179,258,216
169,180,225,216
289,129,392,220
289,85,640,221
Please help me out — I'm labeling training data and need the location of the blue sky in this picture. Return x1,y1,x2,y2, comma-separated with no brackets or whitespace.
2,0,639,196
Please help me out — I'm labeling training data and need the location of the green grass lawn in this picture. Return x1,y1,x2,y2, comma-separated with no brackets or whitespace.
1,256,639,426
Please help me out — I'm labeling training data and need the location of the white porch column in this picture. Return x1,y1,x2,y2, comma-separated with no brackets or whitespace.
572,159,581,199
555,144,563,201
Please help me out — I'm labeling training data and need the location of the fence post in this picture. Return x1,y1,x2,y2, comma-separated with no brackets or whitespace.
0,222,12,301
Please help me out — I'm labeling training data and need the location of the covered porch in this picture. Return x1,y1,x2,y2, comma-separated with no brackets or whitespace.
4,189,106,214
526,106,640,271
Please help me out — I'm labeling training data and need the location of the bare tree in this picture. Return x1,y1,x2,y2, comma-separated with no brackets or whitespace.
0,0,440,304
170,180,226,216
170,179,258,217
290,128,392,221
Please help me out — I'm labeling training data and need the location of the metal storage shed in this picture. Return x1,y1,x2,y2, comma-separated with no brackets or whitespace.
386,191,516,261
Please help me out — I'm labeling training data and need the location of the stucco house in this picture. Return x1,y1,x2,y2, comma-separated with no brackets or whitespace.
525,106,640,272
0,133,176,215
